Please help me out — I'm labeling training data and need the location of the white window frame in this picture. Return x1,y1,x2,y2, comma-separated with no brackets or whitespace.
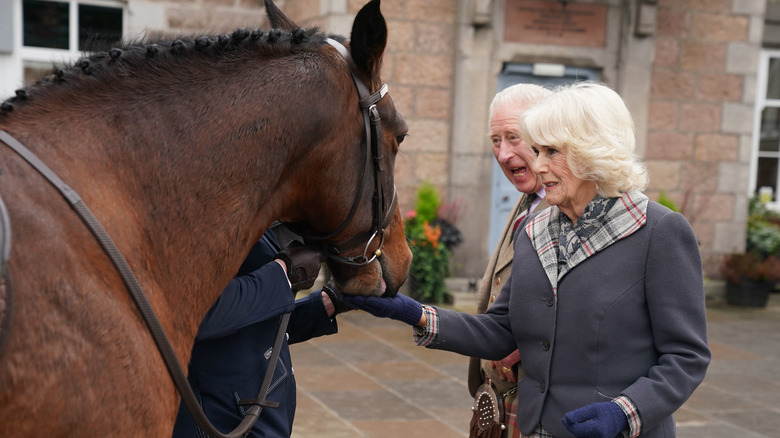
750,49,780,210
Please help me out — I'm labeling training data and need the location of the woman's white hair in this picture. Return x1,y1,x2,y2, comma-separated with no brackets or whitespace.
520,82,649,197
488,83,552,124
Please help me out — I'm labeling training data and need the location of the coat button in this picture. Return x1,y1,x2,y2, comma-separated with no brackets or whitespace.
490,295,496,303
538,382,546,392
495,277,501,286
542,340,550,351
546,296,555,306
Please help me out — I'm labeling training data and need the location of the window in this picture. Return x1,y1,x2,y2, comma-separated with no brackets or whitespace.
18,0,124,85
752,50,780,206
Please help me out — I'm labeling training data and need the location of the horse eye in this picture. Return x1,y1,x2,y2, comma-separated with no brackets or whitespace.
396,134,408,144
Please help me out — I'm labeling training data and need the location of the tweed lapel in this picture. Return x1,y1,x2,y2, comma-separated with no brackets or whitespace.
558,190,648,277
524,207,560,294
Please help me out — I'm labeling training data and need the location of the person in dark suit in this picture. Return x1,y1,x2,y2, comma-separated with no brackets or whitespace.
344,82,711,438
172,226,341,437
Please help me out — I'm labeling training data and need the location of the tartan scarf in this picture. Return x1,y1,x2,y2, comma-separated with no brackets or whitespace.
524,190,648,294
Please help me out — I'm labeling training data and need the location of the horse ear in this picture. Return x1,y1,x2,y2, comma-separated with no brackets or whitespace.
350,0,387,81
264,0,298,30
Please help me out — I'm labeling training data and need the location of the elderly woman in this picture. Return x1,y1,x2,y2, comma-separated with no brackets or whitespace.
343,82,711,438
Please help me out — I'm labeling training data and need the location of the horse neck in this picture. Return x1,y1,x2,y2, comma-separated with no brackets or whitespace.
1,55,358,351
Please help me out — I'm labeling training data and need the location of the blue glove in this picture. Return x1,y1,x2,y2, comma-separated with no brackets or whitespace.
561,401,628,438
340,293,423,326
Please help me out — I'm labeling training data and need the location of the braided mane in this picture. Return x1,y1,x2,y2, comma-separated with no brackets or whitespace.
0,27,345,114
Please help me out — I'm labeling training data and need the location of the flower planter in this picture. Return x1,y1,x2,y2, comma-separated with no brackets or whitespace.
725,278,771,308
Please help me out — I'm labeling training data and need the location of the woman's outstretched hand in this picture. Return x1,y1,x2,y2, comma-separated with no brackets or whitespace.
340,293,424,326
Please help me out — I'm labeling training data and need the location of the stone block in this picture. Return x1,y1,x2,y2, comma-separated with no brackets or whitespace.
717,162,750,193
739,134,752,162
645,131,695,159
748,16,765,44
692,221,715,254
680,41,726,71
646,160,681,190
395,53,453,87
680,161,719,194
713,221,747,253
283,0,323,24
416,23,456,55
389,84,415,118
648,100,679,130
733,0,766,15
406,119,450,153
692,0,733,13
656,9,689,39
695,133,739,161
404,0,457,24
680,102,722,132
690,13,748,41
694,73,743,102
651,70,696,99
386,20,416,53
726,42,760,75
691,193,737,222
743,74,756,105
381,52,396,82
450,153,487,187
414,153,449,184
415,87,452,119
654,38,680,68
721,102,754,134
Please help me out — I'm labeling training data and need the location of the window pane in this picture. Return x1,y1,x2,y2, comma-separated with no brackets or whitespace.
23,0,69,49
769,57,780,100
760,107,780,152
78,5,123,51
757,157,779,202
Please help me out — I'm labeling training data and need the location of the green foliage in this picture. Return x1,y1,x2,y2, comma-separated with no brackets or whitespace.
721,194,780,284
404,182,453,305
657,190,680,212
747,194,780,258
414,182,441,223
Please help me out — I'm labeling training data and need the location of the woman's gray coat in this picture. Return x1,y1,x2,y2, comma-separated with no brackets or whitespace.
429,201,711,437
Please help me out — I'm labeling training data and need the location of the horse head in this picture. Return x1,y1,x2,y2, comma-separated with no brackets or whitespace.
268,0,411,297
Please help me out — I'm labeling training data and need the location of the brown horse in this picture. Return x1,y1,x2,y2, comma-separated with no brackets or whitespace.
0,0,410,435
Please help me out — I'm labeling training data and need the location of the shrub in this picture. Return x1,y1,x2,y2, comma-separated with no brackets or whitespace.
404,182,462,304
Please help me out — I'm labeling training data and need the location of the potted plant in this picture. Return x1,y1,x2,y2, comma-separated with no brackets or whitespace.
404,182,463,304
720,194,780,307
720,251,780,307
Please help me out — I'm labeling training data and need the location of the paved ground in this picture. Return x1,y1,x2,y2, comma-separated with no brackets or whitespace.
290,292,780,438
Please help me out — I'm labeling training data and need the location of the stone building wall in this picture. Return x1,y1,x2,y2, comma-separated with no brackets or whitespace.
644,0,765,276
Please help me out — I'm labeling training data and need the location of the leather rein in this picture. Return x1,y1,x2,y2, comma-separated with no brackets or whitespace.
0,38,391,438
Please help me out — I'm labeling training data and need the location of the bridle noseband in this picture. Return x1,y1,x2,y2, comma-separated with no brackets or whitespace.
285,38,396,267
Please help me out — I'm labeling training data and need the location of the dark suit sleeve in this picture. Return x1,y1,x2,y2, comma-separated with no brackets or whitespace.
287,290,338,345
196,259,295,341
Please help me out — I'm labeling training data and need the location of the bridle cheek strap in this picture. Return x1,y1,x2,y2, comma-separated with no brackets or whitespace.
291,38,394,267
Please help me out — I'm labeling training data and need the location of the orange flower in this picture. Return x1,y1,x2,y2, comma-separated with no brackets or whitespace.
422,222,441,249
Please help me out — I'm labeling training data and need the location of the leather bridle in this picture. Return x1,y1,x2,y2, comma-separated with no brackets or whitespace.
285,38,397,267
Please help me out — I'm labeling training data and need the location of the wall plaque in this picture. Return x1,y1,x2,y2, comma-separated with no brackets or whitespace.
504,0,607,47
